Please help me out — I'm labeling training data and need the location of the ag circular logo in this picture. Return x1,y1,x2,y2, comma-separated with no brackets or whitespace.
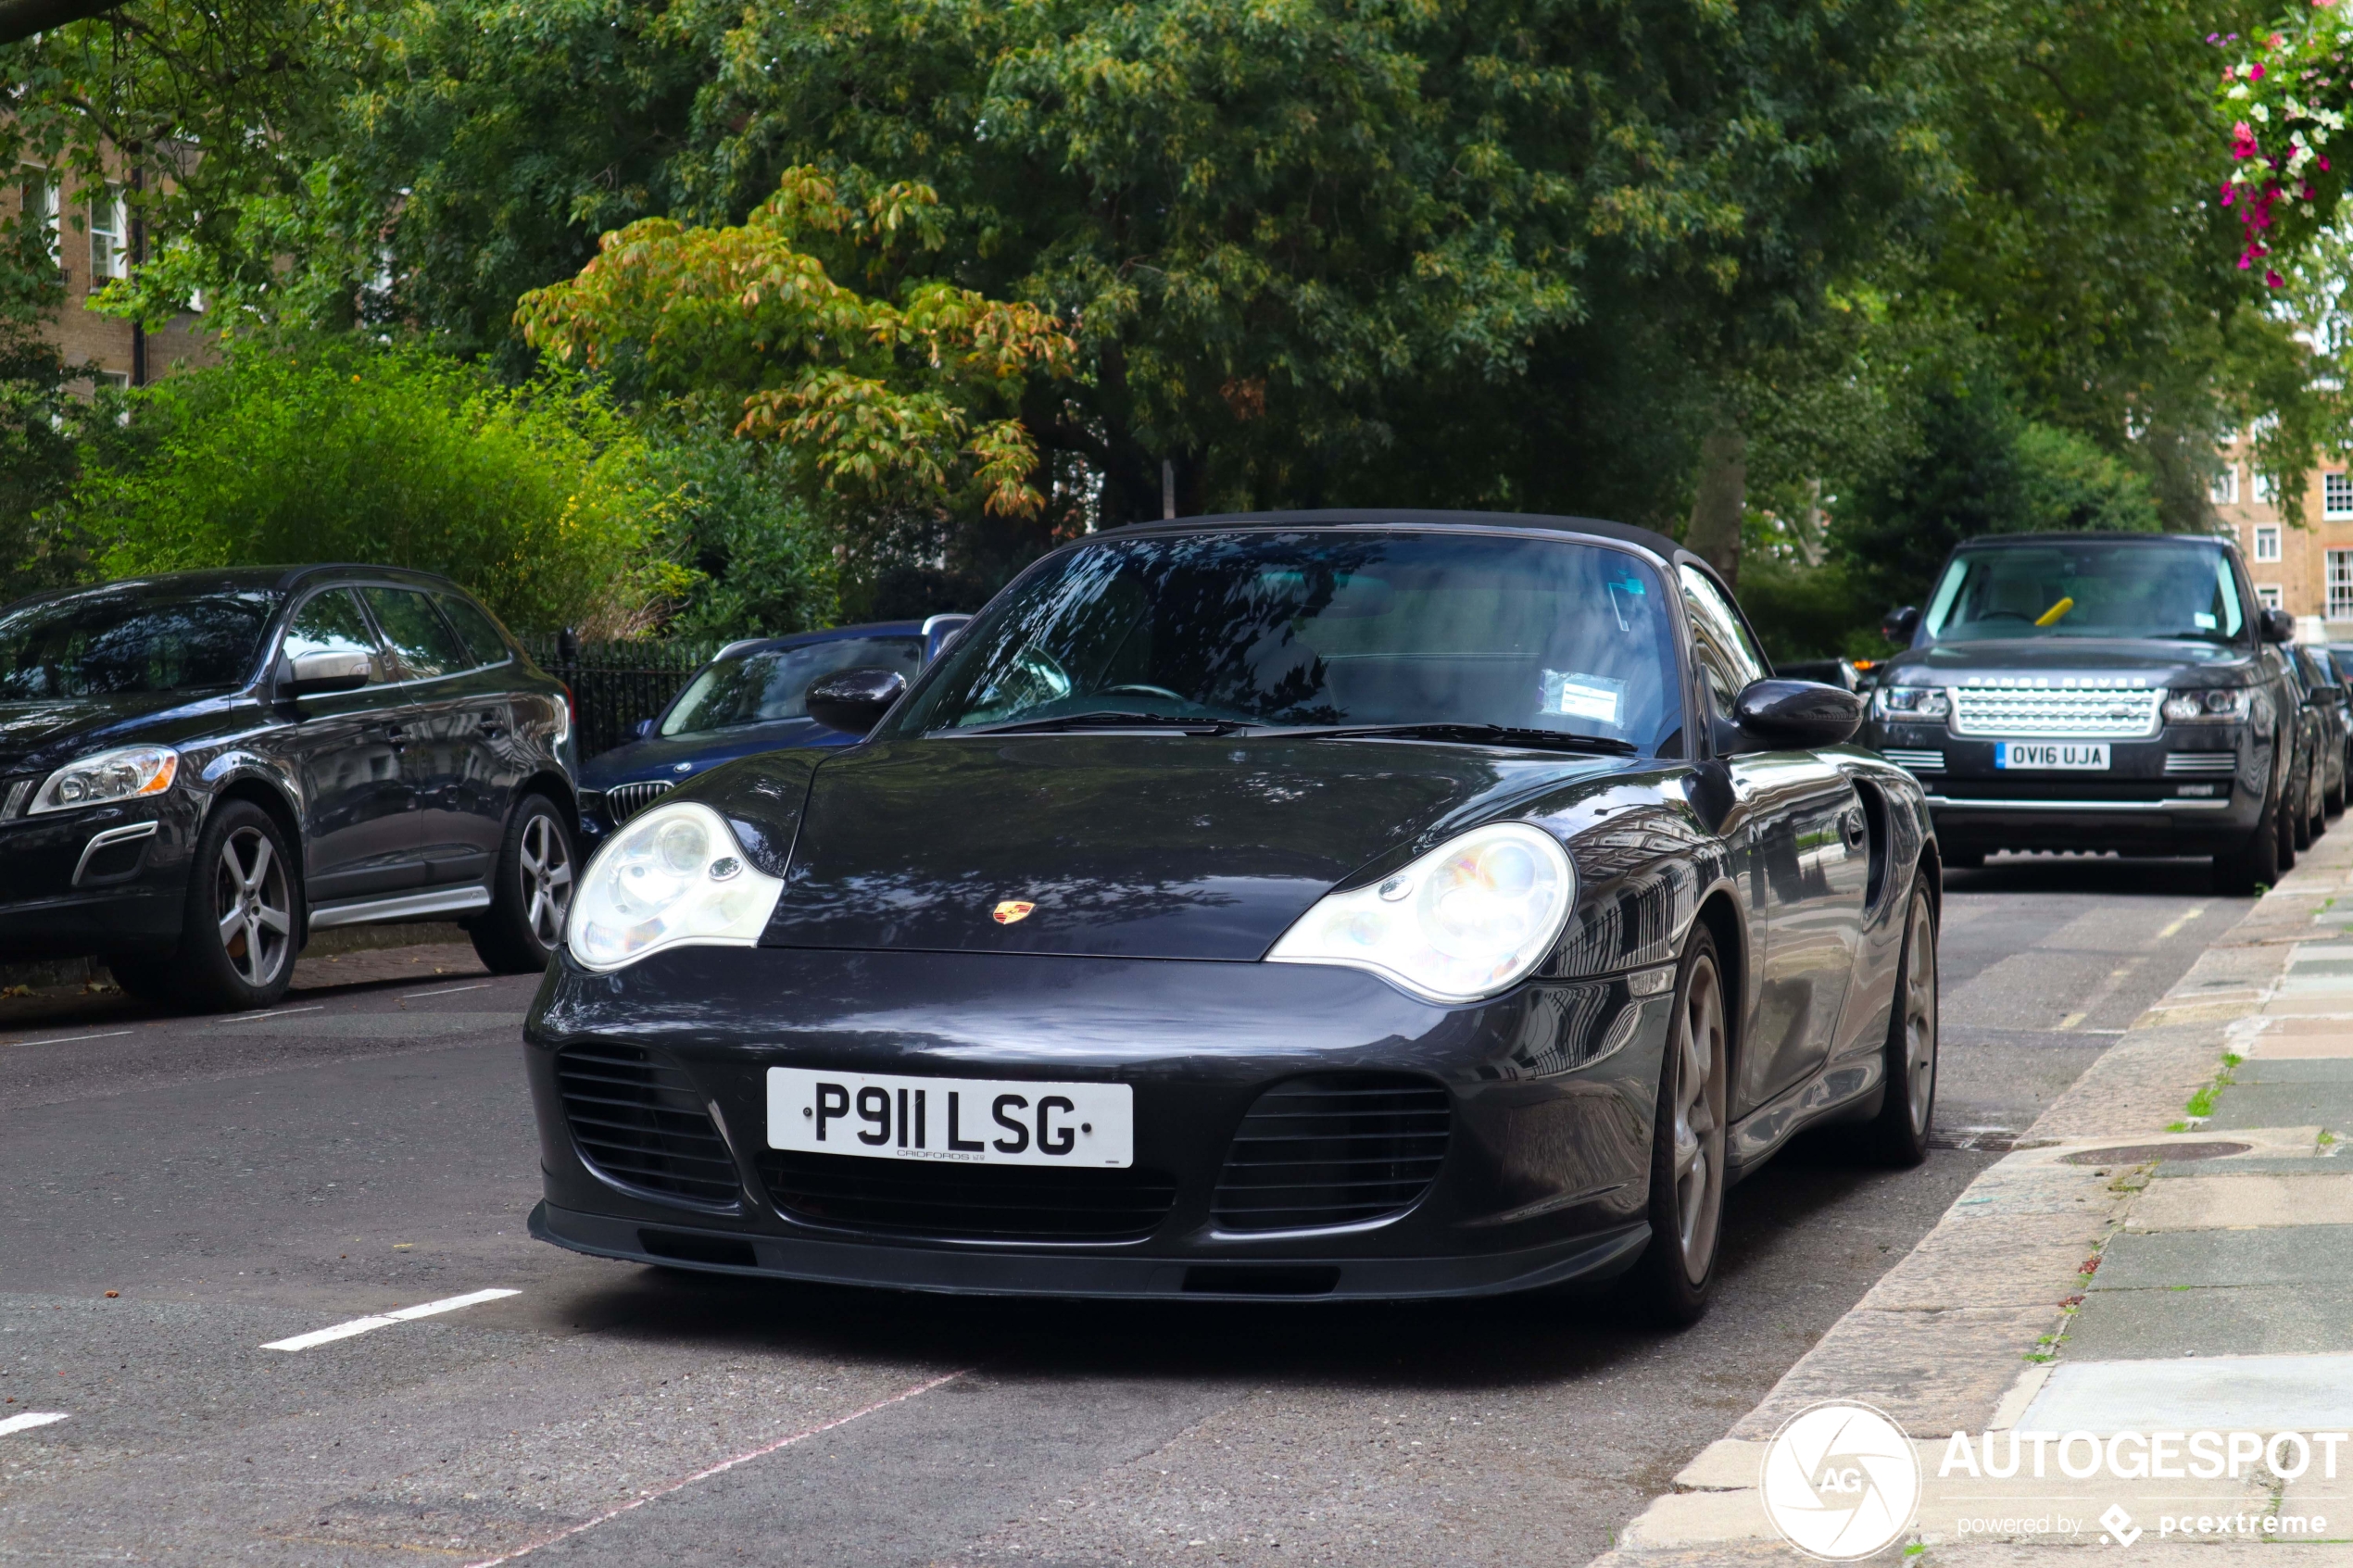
1757,1400,1920,1560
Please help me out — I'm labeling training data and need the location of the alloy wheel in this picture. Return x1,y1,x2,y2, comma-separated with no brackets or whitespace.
1902,895,1938,1135
213,825,292,988
1670,954,1729,1284
520,814,573,949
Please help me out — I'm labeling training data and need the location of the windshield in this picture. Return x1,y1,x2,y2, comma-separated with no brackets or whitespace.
0,584,276,700
895,531,1685,753
1924,540,2246,643
660,635,923,736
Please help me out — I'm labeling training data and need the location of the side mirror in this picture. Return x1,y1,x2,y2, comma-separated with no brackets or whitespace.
922,612,973,664
806,667,909,735
633,718,655,741
1733,678,1865,749
2262,607,2297,645
1881,606,1921,646
284,649,371,698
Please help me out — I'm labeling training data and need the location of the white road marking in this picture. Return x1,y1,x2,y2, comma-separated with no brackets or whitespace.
2154,904,2208,942
461,1368,971,1566
0,1411,69,1436
214,1004,325,1025
404,982,493,999
4,1029,133,1049
261,1287,520,1351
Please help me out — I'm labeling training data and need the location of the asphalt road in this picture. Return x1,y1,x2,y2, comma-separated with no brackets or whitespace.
0,857,2251,1566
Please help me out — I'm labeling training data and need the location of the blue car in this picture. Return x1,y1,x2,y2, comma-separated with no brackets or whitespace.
576,616,968,843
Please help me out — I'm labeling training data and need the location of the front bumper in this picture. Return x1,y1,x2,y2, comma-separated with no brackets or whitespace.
1872,724,2263,852
523,946,1669,1300
0,795,195,959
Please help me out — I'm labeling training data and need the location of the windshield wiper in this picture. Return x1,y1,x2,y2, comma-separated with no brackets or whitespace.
1277,722,1637,756
947,710,1251,736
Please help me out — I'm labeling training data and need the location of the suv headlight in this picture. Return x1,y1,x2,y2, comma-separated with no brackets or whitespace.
1870,685,1951,721
29,745,179,814
566,800,785,972
1267,822,1576,1003
2163,687,2252,723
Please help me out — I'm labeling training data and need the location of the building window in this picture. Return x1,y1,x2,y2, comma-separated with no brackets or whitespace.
2257,524,2283,561
2258,583,2284,610
2210,465,2241,505
2254,469,2276,504
2329,471,2353,518
19,167,57,265
88,186,126,282
2331,551,2353,621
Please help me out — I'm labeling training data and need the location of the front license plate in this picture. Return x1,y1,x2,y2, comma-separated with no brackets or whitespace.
1994,741,2109,771
765,1068,1133,1168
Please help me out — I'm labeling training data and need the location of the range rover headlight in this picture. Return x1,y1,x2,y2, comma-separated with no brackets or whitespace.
28,745,179,814
1267,822,1576,1003
1870,684,1951,721
565,800,784,972
2163,687,2252,723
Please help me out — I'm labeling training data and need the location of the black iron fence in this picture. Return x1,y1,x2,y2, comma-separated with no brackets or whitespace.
522,634,721,762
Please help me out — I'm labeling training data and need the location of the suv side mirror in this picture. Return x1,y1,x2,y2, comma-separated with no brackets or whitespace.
1881,606,1921,646
806,667,909,735
284,649,371,698
1733,678,1864,749
633,718,655,741
2262,607,2297,645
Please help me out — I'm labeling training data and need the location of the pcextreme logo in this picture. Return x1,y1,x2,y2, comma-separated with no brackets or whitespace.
1758,1400,1922,1560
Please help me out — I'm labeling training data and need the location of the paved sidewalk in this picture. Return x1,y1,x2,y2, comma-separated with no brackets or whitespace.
1595,833,2353,1565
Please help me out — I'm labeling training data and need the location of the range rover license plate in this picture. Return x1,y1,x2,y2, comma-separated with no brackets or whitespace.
1994,742,2109,771
766,1068,1133,1168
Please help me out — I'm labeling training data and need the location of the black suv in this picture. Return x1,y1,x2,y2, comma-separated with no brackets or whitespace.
0,566,578,1010
1864,533,2304,894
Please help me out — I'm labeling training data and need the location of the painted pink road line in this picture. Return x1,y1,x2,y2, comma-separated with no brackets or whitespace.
461,1366,973,1566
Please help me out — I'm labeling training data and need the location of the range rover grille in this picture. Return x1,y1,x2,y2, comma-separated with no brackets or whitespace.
1211,1073,1451,1233
759,1152,1177,1241
1950,684,2161,739
555,1044,742,1210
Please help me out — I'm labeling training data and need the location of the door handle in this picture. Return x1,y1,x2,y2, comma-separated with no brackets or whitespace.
1841,807,1867,847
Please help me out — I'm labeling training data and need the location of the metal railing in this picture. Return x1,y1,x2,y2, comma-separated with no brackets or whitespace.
522,633,719,763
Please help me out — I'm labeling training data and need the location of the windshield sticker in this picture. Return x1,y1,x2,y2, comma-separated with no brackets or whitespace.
1542,671,1626,725
2195,611,2217,629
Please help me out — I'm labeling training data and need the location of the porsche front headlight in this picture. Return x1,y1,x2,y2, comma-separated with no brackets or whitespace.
1267,822,1576,1003
565,800,785,972
29,744,179,814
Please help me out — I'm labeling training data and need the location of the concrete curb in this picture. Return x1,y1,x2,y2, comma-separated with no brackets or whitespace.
1591,835,2353,1564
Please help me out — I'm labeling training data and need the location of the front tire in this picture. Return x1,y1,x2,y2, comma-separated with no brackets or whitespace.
470,795,576,973
1857,875,1938,1167
1625,926,1730,1327
2216,786,2284,896
163,800,298,1012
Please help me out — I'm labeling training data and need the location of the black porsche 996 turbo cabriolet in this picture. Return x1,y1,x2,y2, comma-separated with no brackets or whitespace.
524,510,1941,1323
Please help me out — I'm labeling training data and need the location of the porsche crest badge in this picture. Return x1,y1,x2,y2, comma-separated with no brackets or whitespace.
991,900,1037,925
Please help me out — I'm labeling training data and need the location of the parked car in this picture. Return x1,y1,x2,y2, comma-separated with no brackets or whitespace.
0,566,577,1011
1864,532,2303,891
2303,646,2353,817
2289,644,2347,832
575,616,971,845
524,509,1937,1323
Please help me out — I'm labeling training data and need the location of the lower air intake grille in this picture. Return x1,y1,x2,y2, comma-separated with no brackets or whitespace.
1212,1073,1451,1233
2164,752,2238,775
556,1044,742,1210
603,780,673,825
759,1152,1177,1242
1880,748,1945,774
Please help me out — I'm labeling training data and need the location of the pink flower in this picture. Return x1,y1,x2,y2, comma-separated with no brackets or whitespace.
2270,270,2286,286
2234,121,2263,158
2323,155,2334,171
2223,182,2239,205
2250,62,2268,81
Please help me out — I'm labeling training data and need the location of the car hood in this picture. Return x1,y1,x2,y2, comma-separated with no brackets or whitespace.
0,692,203,773
581,718,849,786
755,734,1626,961
1893,637,2259,685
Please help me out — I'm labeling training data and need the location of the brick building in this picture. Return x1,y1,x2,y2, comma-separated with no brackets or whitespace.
14,160,212,391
